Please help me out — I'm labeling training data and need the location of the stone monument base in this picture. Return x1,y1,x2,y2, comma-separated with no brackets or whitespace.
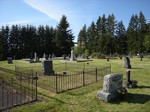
97,91,118,102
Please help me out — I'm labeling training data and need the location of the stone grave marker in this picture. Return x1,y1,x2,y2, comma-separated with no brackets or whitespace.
7,57,13,64
124,56,131,69
42,60,54,75
97,73,123,102
34,53,38,62
70,50,76,61
63,54,67,60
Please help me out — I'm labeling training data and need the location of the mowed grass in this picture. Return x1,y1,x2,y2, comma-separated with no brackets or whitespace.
0,57,150,112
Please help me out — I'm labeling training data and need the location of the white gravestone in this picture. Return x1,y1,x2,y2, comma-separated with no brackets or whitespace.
70,50,76,61
34,53,38,62
97,74,123,102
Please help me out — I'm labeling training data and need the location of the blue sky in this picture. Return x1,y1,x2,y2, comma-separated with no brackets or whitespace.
0,0,150,42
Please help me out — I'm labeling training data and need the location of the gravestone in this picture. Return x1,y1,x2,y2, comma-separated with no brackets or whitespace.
139,53,143,61
7,57,13,64
43,53,46,59
124,57,131,68
70,50,76,61
42,60,53,75
126,70,138,88
48,54,51,60
63,54,67,60
85,56,88,59
97,73,123,102
129,52,133,58
34,53,38,62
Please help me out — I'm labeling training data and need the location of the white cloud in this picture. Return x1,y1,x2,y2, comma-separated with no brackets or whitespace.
0,20,32,26
24,0,64,21
23,0,95,40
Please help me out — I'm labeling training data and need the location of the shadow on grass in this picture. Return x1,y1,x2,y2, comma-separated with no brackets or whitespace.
138,86,150,89
131,67,143,69
112,93,150,104
125,93,150,104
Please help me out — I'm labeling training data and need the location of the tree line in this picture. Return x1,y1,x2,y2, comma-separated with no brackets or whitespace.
0,12,150,60
76,11,150,58
0,15,74,60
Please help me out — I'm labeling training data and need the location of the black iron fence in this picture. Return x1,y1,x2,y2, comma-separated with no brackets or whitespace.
14,64,111,94
0,73,38,111
37,66,111,93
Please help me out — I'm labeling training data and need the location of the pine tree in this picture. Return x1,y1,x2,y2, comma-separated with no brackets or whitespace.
115,21,127,55
127,14,139,54
77,25,87,55
87,21,96,54
0,26,9,60
45,25,55,55
55,15,74,56
144,23,150,52
138,11,147,53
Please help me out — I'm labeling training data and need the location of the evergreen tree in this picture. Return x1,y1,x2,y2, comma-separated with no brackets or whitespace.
87,21,96,54
77,25,87,55
55,15,74,56
0,26,9,60
115,21,127,54
138,11,147,53
127,14,139,54
45,25,55,55
9,25,22,58
144,23,150,52
37,25,46,56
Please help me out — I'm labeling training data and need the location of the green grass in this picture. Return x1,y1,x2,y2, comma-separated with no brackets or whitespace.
0,57,150,112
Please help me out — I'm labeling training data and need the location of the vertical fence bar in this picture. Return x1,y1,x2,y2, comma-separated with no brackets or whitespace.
27,76,30,102
2,79,4,109
35,72,38,101
32,72,33,101
83,70,85,86
20,75,22,104
109,65,111,73
56,75,58,93
7,83,8,108
11,78,13,107
96,67,98,82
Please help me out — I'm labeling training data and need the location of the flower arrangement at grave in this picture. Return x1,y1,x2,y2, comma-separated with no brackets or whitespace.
116,87,128,95
126,80,138,88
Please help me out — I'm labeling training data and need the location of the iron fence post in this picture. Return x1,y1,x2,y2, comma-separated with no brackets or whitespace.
35,72,38,101
96,67,98,82
83,70,85,86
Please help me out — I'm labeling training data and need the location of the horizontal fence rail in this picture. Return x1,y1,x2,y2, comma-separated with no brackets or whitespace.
0,73,38,111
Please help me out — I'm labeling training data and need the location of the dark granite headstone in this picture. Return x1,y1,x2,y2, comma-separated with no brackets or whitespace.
42,60,53,75
30,52,34,59
63,54,66,60
7,57,13,64
124,57,131,68
85,56,88,59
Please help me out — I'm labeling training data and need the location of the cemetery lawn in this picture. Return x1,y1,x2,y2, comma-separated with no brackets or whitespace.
1,57,150,112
